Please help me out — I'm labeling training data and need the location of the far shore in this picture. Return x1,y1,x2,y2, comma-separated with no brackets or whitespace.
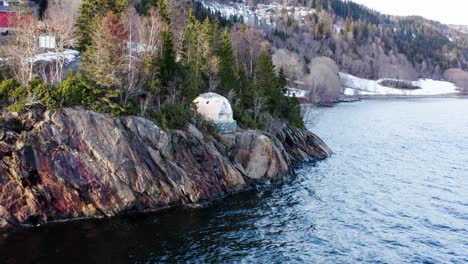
340,94,468,102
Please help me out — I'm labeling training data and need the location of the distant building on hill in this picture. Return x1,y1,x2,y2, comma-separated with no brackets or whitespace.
39,35,56,49
193,92,238,132
0,5,16,34
0,0,37,35
1,0,22,6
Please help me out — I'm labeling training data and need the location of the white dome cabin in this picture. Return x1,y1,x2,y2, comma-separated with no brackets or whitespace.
193,92,237,132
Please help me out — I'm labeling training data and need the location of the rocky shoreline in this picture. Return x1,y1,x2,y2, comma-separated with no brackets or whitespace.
0,108,331,230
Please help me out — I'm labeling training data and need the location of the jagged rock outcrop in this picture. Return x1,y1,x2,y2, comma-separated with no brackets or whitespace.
0,107,331,229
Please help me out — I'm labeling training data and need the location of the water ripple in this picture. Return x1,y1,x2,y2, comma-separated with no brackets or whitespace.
1,99,468,263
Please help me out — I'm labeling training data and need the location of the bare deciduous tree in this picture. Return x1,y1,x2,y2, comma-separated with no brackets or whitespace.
305,79,321,104
253,91,266,122
226,89,237,106
231,26,264,78
122,6,164,104
7,14,42,87
303,56,341,103
122,6,143,104
43,0,80,84
301,104,317,127
444,68,468,94
140,7,164,56
167,77,182,104
272,48,304,81
208,56,220,92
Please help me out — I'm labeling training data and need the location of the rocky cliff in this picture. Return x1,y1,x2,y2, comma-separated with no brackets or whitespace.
0,108,330,230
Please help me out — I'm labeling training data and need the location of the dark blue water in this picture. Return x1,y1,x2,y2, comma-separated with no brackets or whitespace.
1,98,467,263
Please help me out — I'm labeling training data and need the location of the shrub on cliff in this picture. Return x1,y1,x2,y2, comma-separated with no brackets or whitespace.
56,72,135,116
233,106,257,129
283,97,304,129
30,81,59,111
56,73,96,108
149,102,192,131
148,103,220,139
0,65,12,83
0,79,55,112
0,79,30,112
191,111,221,140
0,79,22,103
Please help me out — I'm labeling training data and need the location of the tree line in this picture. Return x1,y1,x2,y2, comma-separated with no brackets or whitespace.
0,0,303,132
243,0,467,81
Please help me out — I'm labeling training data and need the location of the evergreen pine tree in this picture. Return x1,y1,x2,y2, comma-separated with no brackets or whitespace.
200,17,214,74
157,28,178,90
77,0,129,52
182,9,201,63
285,96,304,128
255,48,282,115
277,67,303,128
278,67,287,94
111,0,129,14
158,0,171,24
237,67,254,109
82,12,127,87
80,12,127,111
77,0,100,52
201,18,214,56
218,29,238,95
211,18,222,51
182,9,206,100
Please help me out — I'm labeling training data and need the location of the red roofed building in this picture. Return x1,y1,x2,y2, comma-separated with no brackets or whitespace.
0,1,37,35
0,11,16,34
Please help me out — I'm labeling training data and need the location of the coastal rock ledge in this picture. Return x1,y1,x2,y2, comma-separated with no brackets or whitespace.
0,108,330,229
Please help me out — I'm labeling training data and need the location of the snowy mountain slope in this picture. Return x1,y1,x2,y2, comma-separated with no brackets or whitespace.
198,0,315,26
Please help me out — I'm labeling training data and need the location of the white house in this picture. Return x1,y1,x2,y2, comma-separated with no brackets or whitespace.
193,92,237,132
39,35,56,49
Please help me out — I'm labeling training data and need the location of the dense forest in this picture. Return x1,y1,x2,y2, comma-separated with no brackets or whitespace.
1,0,467,122
202,0,468,84
0,0,304,133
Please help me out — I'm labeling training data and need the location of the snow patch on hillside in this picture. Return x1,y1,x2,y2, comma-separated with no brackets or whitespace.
1,49,80,64
285,87,309,99
198,0,315,26
33,49,80,63
341,73,460,96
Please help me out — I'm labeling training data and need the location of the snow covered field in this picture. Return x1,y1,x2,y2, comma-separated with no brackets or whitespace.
341,73,461,97
33,49,80,63
0,49,80,64
285,73,461,100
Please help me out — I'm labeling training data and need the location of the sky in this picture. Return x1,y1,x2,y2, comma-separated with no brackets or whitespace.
351,0,468,25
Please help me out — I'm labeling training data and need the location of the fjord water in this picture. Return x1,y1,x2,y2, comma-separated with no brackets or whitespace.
1,98,467,263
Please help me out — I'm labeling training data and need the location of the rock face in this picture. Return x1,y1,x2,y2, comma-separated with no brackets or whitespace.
0,108,331,229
